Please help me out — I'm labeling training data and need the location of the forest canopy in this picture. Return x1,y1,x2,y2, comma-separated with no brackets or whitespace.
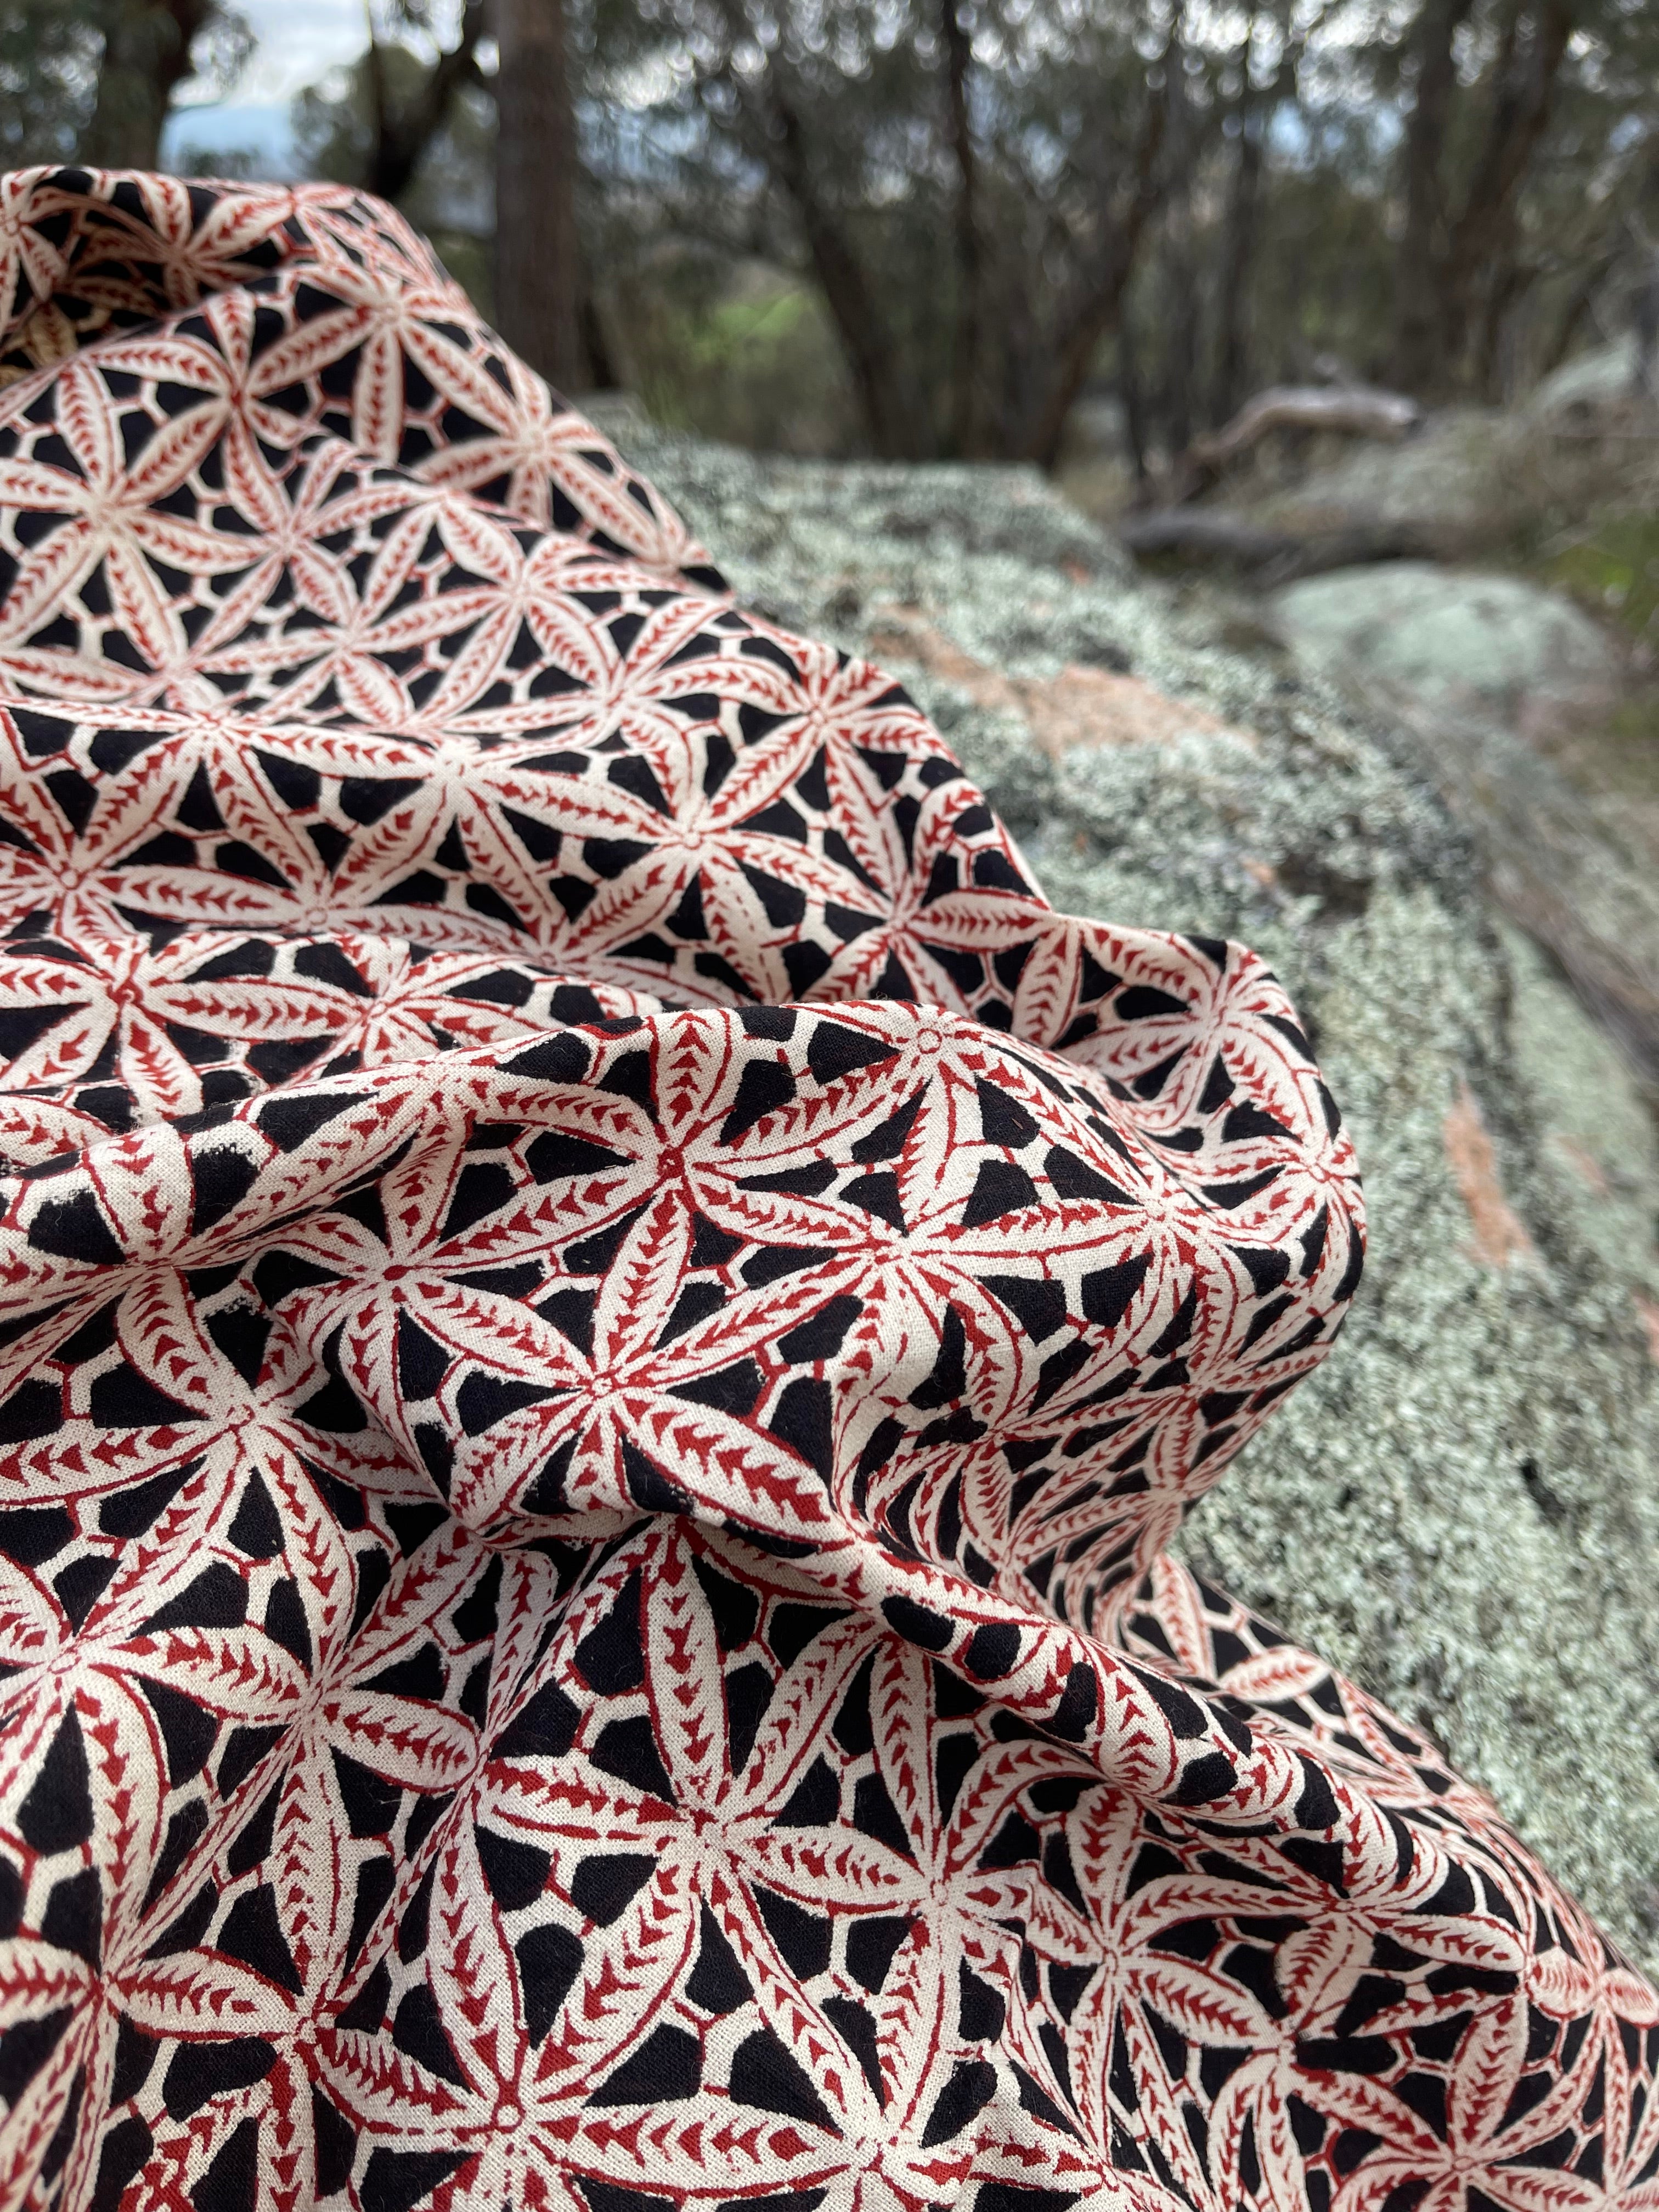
0,0,1655,470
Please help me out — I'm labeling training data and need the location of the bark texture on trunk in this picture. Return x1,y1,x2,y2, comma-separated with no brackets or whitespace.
493,0,588,393
82,0,214,172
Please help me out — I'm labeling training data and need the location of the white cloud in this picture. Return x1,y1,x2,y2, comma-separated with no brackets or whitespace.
205,0,368,106
162,0,366,178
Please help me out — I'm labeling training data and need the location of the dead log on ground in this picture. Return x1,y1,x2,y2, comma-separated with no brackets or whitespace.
1169,383,1423,501
1118,507,1439,584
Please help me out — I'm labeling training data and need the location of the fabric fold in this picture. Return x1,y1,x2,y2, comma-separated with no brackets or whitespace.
0,166,1649,2212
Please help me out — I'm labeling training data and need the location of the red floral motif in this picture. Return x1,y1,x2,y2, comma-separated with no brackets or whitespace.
0,166,1647,2212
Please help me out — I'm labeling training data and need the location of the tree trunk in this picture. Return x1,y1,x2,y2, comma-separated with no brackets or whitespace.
1634,245,1659,405
1473,243,1532,399
941,0,984,458
1437,0,1573,379
1158,69,1198,459
1021,30,1175,471
364,0,485,208
81,0,214,171
1212,8,1307,427
580,284,619,392
1392,0,1476,393
1120,312,1150,489
493,0,588,393
1536,250,1608,378
1211,81,1262,424
996,261,1040,459
751,69,920,458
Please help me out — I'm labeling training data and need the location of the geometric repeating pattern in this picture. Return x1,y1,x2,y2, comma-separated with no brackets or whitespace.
0,166,1649,2212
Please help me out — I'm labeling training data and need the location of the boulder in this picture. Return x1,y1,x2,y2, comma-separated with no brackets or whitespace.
1270,560,1620,720
607,417,1659,1964
1269,562,1659,1086
1252,404,1516,538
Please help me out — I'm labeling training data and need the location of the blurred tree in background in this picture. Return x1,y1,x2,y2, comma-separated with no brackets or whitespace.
0,2,102,168
82,2,251,168
0,1,250,171
0,0,1652,469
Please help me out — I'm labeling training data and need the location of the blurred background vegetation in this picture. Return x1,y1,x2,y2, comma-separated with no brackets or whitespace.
0,1,1656,712
0,0,1652,463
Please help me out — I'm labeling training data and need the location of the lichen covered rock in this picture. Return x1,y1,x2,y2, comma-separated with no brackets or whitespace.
1272,560,1618,719
596,407,1659,1963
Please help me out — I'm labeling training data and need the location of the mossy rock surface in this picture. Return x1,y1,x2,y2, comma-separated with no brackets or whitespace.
1272,561,1618,714
606,417,1659,1966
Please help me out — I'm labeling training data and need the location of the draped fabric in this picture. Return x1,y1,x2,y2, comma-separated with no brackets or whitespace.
0,167,1647,2212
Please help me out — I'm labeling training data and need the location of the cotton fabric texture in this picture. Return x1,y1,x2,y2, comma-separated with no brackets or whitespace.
0,166,1647,2212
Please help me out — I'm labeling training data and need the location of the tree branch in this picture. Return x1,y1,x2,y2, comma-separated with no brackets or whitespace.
704,10,918,457
1022,12,1180,471
363,0,487,206
81,0,216,171
1440,0,1574,328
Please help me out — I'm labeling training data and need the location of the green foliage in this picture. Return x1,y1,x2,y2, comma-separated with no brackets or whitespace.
1544,515,1659,646
585,0,1178,457
0,0,101,166
267,0,1659,460
618,259,857,450
291,42,426,189
1242,163,1400,385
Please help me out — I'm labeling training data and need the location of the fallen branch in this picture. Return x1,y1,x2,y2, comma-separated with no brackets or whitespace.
1196,382,1423,463
1169,382,1423,501
1118,507,1438,584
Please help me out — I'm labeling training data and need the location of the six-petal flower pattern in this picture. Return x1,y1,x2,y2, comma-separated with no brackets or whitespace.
0,163,1647,2212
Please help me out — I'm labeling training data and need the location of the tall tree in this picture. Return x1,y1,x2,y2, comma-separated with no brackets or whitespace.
748,59,922,457
278,0,1655,459
493,0,588,391
1435,0,1573,379
1392,0,1475,393
941,0,984,458
1210,5,1313,425
640,0,1180,466
1018,14,1177,470
1393,0,1577,394
1154,47,1199,458
291,4,495,299
81,0,232,171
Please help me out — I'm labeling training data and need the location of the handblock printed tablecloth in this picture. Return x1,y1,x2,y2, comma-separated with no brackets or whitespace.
0,166,1647,2212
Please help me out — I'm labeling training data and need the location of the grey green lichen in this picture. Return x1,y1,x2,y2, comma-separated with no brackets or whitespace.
598,408,1659,1967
